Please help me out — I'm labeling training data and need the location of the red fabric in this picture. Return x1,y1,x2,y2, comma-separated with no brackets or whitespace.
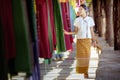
36,0,52,58
0,0,16,60
61,3,73,51
37,0,45,5
48,0,56,47
65,3,73,44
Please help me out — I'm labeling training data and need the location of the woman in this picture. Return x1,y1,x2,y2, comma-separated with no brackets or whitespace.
64,4,96,78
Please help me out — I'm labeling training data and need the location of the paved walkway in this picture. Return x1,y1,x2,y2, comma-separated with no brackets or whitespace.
95,37,120,80
40,37,120,80
11,37,120,80
40,39,99,80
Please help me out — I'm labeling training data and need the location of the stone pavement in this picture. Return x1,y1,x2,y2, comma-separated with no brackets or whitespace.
9,41,99,80
95,37,120,80
10,37,120,80
40,40,99,80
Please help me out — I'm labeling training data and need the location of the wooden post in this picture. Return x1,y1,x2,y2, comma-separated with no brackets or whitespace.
105,0,114,46
93,0,98,33
113,0,120,50
97,0,102,37
93,0,103,37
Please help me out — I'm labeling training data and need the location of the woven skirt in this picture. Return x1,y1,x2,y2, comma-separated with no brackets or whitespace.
76,38,91,74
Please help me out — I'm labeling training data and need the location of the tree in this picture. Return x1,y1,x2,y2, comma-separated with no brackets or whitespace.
113,0,120,50
105,0,114,46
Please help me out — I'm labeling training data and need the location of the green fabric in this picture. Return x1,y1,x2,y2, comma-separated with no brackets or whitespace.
26,0,37,41
44,59,52,64
0,19,8,80
43,0,54,64
12,0,32,74
52,0,66,53
47,0,54,54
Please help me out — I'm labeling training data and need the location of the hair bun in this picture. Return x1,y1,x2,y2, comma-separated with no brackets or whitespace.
80,4,87,11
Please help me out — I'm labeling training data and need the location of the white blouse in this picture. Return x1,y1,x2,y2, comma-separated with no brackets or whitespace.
74,16,95,39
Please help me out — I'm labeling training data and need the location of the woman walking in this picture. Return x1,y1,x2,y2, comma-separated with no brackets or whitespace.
64,4,96,78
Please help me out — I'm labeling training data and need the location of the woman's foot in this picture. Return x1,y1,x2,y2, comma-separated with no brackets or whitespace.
84,73,88,78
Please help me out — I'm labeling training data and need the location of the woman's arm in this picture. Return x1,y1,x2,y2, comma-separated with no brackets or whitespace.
63,27,78,35
90,27,96,41
90,27,97,47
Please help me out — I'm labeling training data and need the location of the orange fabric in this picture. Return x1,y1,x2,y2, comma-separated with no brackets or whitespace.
58,0,69,2
76,39,91,74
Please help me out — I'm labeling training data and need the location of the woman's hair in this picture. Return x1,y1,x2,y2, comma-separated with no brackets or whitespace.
80,4,87,11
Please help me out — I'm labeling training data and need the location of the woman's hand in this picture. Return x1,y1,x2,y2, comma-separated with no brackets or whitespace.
92,40,97,47
63,29,69,35
63,28,77,35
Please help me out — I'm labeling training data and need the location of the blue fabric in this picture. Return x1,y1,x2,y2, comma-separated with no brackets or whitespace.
69,5,76,32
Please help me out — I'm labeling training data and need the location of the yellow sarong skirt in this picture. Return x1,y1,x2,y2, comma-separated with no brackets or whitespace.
76,38,91,74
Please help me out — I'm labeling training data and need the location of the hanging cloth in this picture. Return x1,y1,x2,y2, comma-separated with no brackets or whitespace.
65,2,74,44
0,0,17,76
52,0,66,53
0,15,8,80
12,0,32,74
48,0,57,47
69,5,76,31
69,0,76,9
47,0,54,55
26,0,40,79
0,0,16,61
36,0,52,58
61,3,72,50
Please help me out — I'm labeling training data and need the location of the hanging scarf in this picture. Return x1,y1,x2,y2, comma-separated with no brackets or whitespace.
52,0,66,53
0,11,8,80
69,5,76,31
36,0,52,58
26,0,40,79
48,0,57,47
12,0,32,74
0,0,16,61
0,0,17,77
61,3,73,50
